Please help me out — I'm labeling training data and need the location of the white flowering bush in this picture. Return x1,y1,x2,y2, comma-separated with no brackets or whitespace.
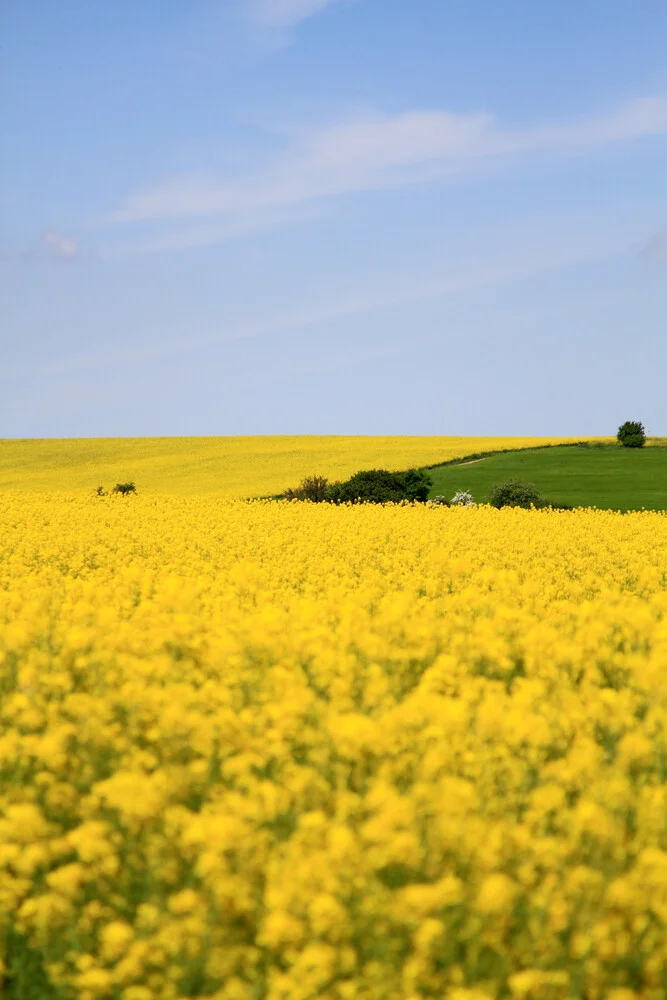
451,488,475,506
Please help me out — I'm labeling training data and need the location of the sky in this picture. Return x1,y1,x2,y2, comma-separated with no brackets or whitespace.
1,0,666,438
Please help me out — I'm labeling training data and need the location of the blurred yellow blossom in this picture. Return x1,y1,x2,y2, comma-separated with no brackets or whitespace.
1,491,667,998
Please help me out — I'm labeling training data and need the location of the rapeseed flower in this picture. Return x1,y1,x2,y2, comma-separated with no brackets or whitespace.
1,492,667,997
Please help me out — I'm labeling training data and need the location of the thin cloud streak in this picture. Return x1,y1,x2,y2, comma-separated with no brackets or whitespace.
107,203,329,257
115,96,667,225
249,0,345,28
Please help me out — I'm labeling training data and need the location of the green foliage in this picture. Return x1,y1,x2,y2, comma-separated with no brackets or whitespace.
283,469,433,504
617,420,646,448
4,926,63,999
401,468,434,501
326,468,432,504
283,474,330,502
112,482,137,495
95,485,107,496
487,478,545,510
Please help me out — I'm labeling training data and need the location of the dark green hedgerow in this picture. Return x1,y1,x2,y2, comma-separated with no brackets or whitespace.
282,468,432,504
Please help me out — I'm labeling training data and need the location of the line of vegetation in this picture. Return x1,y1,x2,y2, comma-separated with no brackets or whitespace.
277,423,664,511
282,468,433,504
95,482,137,496
280,470,574,510
425,421,651,471
424,439,599,471
92,422,662,509
266,444,590,502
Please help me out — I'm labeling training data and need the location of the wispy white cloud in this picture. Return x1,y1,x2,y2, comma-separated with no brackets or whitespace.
20,229,95,263
249,0,345,29
108,202,329,256
114,96,667,229
641,227,667,263
39,229,80,260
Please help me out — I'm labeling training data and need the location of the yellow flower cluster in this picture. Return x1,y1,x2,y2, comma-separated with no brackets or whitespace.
0,435,590,496
1,491,667,1000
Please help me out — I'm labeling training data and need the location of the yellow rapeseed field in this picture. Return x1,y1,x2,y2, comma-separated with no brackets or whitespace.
2,491,667,999
0,436,590,497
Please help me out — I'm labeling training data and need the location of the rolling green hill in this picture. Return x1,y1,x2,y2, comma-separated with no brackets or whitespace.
427,442,667,511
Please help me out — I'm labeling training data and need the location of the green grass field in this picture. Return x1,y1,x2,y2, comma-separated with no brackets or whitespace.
427,442,667,511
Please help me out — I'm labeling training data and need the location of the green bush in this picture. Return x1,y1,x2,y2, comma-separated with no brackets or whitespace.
401,468,433,501
112,482,137,495
283,468,433,504
326,468,432,504
617,420,646,448
283,474,330,502
488,478,545,509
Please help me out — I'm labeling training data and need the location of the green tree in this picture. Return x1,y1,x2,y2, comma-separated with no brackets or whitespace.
617,420,646,448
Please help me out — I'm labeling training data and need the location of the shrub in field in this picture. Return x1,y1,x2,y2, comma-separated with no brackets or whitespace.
488,478,545,509
95,485,107,496
326,467,432,503
451,489,474,507
283,474,330,502
428,494,451,507
617,420,646,448
112,481,136,495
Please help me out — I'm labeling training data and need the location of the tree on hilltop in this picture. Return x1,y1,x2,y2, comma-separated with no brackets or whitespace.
617,421,646,448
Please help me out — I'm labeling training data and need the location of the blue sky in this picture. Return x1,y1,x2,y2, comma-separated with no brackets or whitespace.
2,0,666,437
